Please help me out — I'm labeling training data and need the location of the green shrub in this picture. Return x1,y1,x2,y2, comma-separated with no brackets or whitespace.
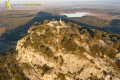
57,73,66,80
22,62,31,70
61,37,78,51
101,47,117,59
90,45,101,55
42,64,51,74
79,47,86,53
114,41,120,50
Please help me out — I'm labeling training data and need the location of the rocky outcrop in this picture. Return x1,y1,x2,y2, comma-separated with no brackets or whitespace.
14,20,120,80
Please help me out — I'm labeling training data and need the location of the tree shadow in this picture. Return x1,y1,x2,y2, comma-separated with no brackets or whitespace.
108,19,120,34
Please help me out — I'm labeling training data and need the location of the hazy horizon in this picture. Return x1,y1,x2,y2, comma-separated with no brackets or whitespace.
0,0,120,9
0,0,120,3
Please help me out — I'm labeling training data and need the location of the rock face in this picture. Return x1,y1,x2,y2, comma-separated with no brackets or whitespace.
14,20,120,80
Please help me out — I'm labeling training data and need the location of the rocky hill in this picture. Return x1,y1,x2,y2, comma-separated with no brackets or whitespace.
0,19,120,80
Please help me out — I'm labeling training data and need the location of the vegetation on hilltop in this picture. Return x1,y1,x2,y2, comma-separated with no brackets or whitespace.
0,19,120,80
0,48,29,80
22,19,120,60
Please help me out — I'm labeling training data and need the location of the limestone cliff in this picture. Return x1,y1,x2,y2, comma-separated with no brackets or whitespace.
13,20,120,80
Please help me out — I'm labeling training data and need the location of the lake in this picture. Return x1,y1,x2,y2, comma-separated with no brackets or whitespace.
62,12,89,17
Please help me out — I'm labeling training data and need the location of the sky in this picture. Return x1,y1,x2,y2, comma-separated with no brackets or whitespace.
0,0,119,4
1,0,92,3
0,0,119,3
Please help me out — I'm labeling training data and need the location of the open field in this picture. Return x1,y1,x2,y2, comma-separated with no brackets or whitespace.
0,28,6,35
0,10,39,35
87,12,120,20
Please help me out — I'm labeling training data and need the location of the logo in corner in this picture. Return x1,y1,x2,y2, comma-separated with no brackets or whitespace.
5,0,12,10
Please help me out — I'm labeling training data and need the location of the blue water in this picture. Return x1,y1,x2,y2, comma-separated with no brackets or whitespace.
62,13,89,17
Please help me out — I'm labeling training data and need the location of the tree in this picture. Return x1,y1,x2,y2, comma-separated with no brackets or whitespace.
114,41,120,50
43,20,50,24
